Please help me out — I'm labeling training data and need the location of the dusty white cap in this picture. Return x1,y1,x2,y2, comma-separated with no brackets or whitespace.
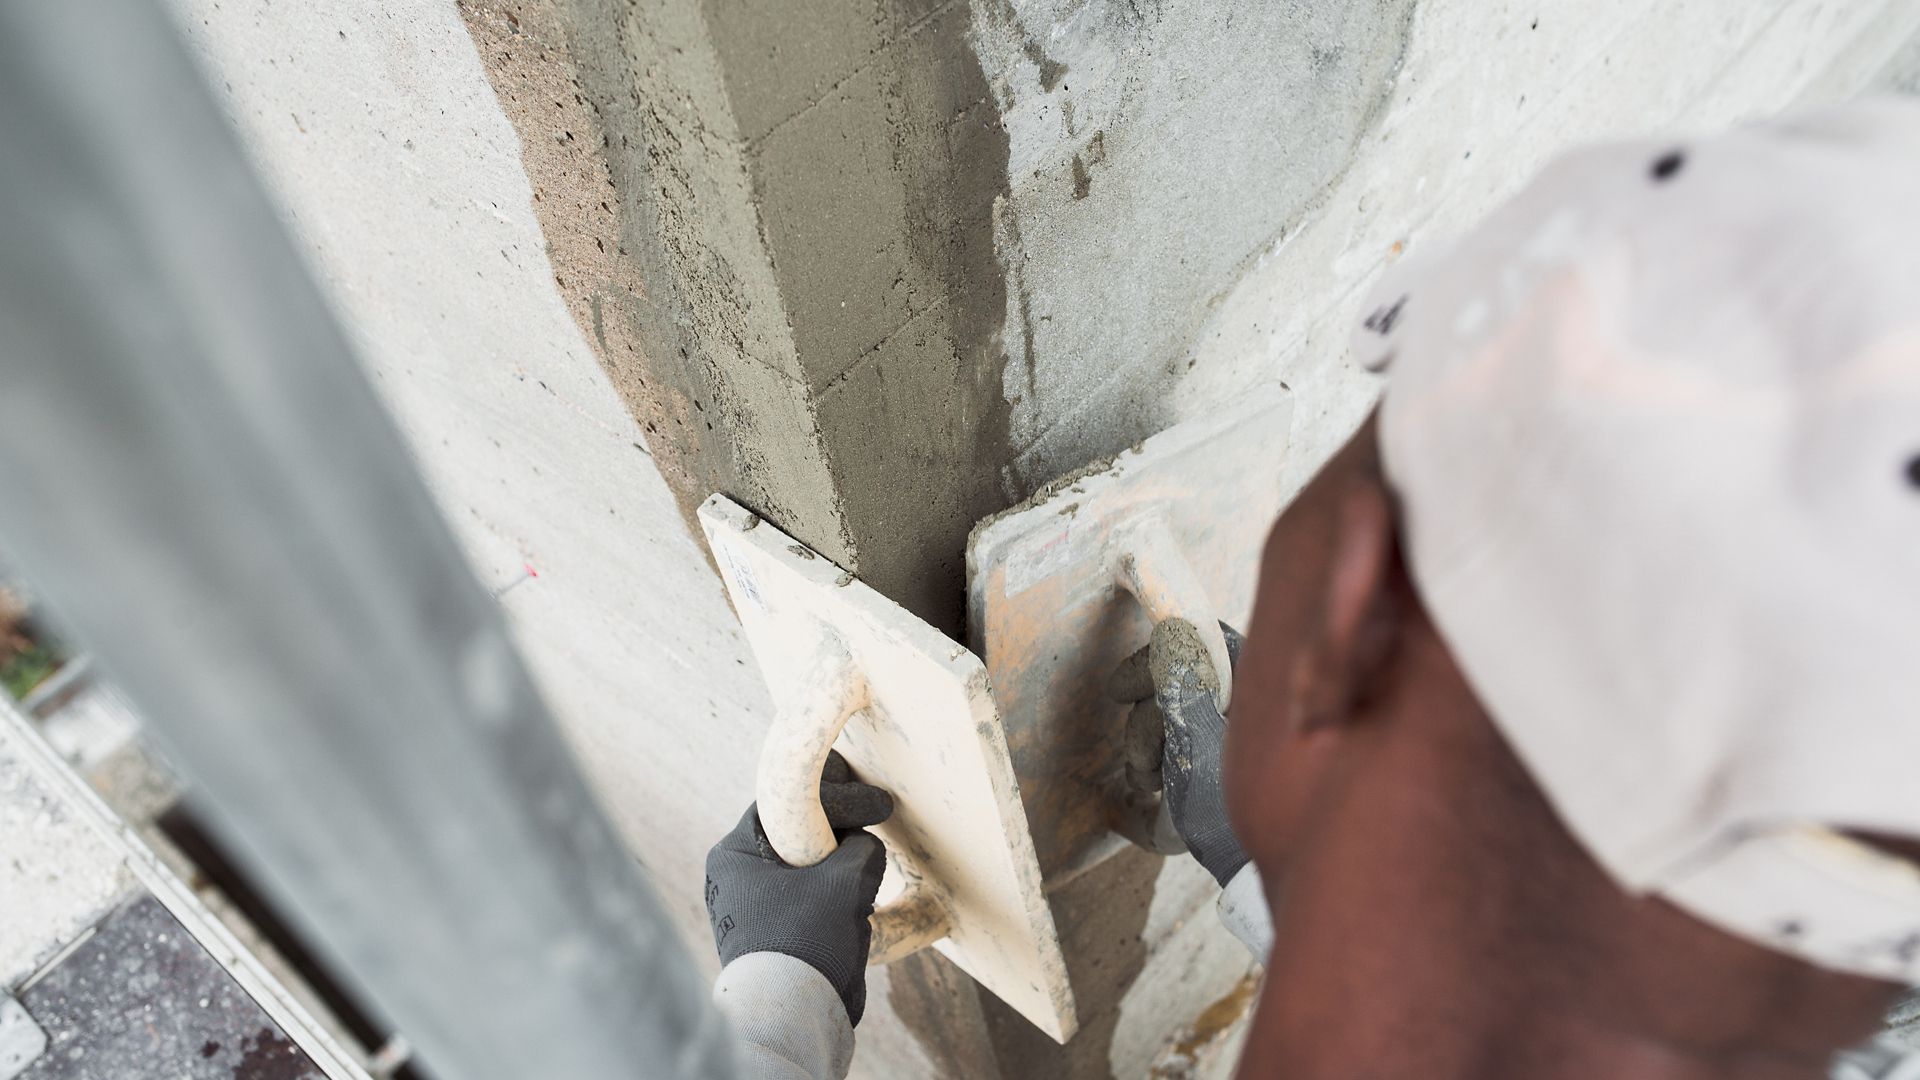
1351,98,1920,983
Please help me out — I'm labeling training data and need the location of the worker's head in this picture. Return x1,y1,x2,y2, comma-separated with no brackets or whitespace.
1224,99,1920,1069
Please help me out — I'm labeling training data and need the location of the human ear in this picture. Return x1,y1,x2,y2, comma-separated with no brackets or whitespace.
1294,462,1402,732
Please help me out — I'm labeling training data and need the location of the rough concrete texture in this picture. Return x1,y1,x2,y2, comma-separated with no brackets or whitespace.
459,0,856,571
988,0,1920,516
504,0,1019,634
158,2,939,1074
1129,872,1259,1080
0,715,132,988
971,0,1417,494
979,849,1257,1079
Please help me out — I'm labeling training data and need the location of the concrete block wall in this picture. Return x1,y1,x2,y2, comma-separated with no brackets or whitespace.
160,0,1920,1076
512,0,1021,634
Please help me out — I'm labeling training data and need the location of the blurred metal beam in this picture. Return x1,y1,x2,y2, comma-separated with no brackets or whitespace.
0,4,732,1078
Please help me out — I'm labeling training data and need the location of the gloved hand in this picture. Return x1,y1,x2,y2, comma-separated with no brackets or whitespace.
704,751,893,1026
1109,618,1251,886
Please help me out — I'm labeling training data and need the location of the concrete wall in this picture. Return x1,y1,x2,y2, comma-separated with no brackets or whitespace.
479,0,1024,635
163,0,772,934
161,3,952,1073
160,0,1920,1077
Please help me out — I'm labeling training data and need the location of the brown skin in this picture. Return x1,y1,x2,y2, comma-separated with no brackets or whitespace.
1222,417,1905,1079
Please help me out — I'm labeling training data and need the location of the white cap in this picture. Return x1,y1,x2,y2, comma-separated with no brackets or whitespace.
1352,98,1920,983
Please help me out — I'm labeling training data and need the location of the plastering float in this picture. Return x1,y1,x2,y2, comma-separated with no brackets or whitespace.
699,495,1078,1043
966,384,1293,867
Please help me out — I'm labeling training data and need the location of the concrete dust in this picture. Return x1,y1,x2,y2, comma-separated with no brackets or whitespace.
1149,618,1218,700
792,0,1022,637
970,0,1419,493
461,0,859,577
472,0,1033,638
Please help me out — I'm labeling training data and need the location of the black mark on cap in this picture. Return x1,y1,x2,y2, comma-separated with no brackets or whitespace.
1905,453,1920,490
1651,150,1686,182
1364,295,1408,337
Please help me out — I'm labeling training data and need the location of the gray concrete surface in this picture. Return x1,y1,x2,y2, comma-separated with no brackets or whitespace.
495,0,1021,634
1125,0,1920,509
971,0,1417,495
0,720,130,988
0,995,47,1080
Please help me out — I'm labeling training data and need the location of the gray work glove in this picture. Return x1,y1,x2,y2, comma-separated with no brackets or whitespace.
1110,618,1251,886
704,751,893,1026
